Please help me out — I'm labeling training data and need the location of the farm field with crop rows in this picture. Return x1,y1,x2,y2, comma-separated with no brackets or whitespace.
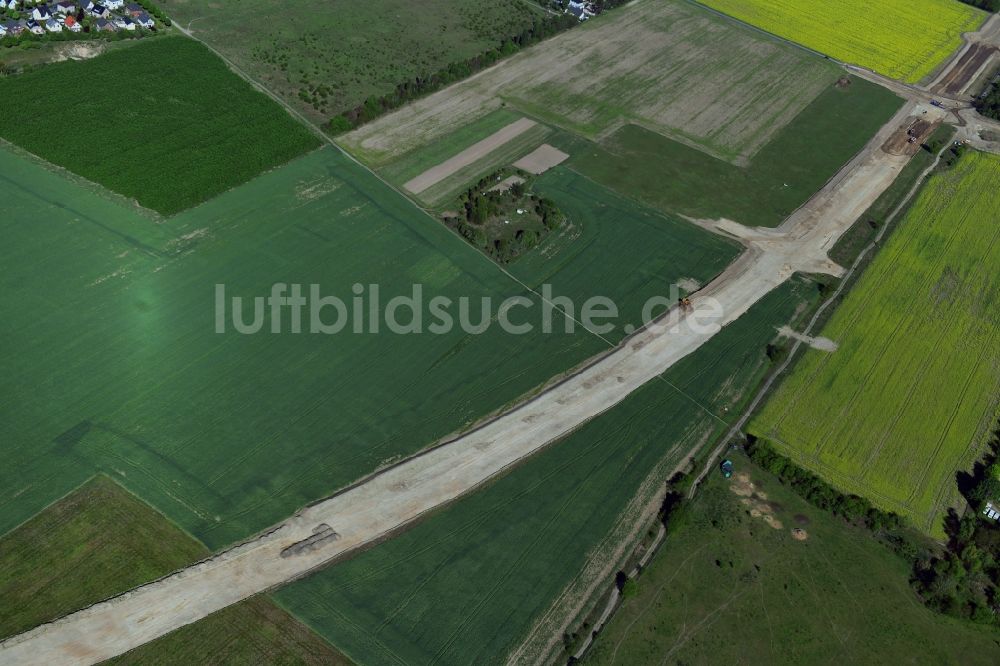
0,37,320,215
274,279,819,666
0,141,737,552
157,0,545,123
341,0,842,167
699,0,985,83
586,456,1000,665
752,152,1000,536
557,77,901,228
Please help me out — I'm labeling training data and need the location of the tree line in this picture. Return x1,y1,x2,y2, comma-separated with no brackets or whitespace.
748,422,1000,627
328,13,577,133
957,0,1000,11
325,0,634,135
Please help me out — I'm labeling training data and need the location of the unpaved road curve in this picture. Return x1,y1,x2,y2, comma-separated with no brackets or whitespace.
0,99,921,665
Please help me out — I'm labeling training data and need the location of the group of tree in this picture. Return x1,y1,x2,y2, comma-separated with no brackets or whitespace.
327,13,578,133
957,0,1000,11
913,425,1000,624
446,170,566,264
975,81,1000,121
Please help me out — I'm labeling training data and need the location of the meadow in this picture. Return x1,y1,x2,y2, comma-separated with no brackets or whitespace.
559,77,901,228
341,0,842,166
0,37,319,215
0,142,737,552
699,0,985,83
0,475,348,662
156,0,545,122
273,279,819,666
752,151,1000,535
586,455,1000,665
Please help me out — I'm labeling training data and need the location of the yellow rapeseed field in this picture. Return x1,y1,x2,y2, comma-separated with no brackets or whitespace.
751,152,1000,537
699,0,985,83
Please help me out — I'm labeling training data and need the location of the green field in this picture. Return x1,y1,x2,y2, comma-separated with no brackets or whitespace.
157,0,545,122
0,140,737,552
699,0,984,83
0,476,206,640
0,36,320,215
557,77,901,228
273,279,819,666
0,476,349,664
110,597,352,665
341,0,844,167
752,151,1000,535
585,454,1000,665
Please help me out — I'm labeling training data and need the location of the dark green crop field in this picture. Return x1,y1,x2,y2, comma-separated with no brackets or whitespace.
273,279,819,666
0,36,319,215
0,142,737,552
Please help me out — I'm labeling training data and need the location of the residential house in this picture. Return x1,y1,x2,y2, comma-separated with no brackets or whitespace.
984,501,1000,521
6,19,26,35
125,2,142,16
63,13,80,30
0,1,7,12
94,16,114,31
6,0,17,9
113,15,134,30
0,23,6,37
55,1,75,14
89,3,108,18
31,4,51,20
26,19,44,34
135,11,152,28
103,0,122,8
44,16,61,31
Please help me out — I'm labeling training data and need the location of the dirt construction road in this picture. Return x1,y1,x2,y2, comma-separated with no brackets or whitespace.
0,98,925,665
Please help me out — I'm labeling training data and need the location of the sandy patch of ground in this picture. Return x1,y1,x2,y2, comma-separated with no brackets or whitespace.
512,144,570,175
403,118,537,194
791,528,809,541
732,473,783,530
777,325,839,352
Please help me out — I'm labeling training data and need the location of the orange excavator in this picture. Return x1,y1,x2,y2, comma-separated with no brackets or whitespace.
678,297,693,311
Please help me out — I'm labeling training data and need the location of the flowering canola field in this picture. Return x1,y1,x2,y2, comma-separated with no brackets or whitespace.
752,152,1000,537
700,0,985,83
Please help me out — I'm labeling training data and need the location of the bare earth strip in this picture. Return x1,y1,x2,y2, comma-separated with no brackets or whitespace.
402,118,537,194
513,144,569,175
0,100,925,666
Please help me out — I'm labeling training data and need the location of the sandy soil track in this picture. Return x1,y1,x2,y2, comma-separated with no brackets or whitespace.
402,118,537,193
0,100,925,666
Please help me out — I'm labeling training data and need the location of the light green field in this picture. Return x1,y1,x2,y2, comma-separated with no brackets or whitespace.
752,151,1000,536
341,0,842,166
586,455,1000,665
0,143,737,552
699,0,984,83
274,279,819,666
